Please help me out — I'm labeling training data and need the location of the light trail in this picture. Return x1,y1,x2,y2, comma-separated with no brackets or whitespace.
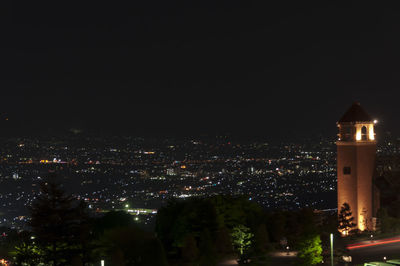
347,237,400,250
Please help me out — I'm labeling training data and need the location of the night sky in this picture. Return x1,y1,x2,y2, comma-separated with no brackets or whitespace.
3,2,400,139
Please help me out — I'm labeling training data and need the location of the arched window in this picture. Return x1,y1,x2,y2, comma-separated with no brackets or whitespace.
361,126,367,140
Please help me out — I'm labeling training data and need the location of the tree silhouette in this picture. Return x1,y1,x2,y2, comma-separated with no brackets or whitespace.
97,226,168,266
338,203,356,235
254,224,270,253
215,227,232,255
181,234,198,262
29,178,90,265
155,196,265,263
198,229,217,266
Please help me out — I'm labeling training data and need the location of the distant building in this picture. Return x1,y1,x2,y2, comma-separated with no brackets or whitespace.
337,102,379,233
12,173,20,180
166,168,177,176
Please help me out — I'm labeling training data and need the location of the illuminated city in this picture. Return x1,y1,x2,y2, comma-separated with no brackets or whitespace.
3,1,400,265
0,135,339,229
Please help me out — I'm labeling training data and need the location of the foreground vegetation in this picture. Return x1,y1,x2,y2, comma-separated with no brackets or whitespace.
8,176,400,265
156,195,334,265
0,179,167,266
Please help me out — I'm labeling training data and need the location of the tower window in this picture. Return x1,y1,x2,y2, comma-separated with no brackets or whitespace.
361,126,367,140
343,167,351,175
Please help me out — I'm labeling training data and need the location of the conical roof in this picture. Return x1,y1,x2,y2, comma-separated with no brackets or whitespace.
339,102,373,123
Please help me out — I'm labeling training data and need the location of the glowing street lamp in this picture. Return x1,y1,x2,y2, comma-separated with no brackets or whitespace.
101,260,105,266
330,233,334,266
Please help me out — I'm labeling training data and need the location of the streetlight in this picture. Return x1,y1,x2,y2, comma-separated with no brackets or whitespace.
101,260,105,266
330,233,334,266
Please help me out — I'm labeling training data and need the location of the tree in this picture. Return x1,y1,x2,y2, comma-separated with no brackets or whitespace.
10,231,42,266
94,211,135,236
268,211,286,242
97,226,168,266
254,224,270,254
215,227,232,255
155,198,218,253
0,227,19,263
297,234,323,266
377,208,390,233
376,208,400,234
338,203,356,235
198,229,217,266
181,234,198,262
29,178,90,265
155,196,264,263
231,225,253,256
210,195,264,231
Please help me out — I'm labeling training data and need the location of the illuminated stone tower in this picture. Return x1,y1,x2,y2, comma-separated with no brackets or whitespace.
337,102,379,232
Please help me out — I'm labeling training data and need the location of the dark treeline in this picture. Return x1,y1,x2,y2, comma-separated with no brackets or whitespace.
156,195,336,265
0,178,167,266
0,176,343,265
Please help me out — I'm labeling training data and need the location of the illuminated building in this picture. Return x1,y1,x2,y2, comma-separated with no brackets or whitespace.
337,102,379,232
166,168,176,176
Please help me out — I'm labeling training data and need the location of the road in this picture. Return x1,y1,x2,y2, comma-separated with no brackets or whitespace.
347,237,400,264
218,259,238,266
218,252,297,266
218,238,400,265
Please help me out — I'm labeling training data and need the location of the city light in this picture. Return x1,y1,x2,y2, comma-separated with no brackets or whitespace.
4,2,399,266
0,259,10,266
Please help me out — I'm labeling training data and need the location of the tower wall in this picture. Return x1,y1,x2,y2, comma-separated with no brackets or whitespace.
337,143,359,228
356,143,376,231
337,141,376,231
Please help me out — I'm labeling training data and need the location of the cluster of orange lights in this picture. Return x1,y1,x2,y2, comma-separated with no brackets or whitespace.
0,259,10,266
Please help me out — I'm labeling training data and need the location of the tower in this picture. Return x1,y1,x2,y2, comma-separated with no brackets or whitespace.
337,102,378,233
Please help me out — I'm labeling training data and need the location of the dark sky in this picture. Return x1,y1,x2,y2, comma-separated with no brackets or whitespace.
2,2,400,139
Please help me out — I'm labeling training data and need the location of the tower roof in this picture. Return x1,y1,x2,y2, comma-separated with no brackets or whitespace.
339,102,373,123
